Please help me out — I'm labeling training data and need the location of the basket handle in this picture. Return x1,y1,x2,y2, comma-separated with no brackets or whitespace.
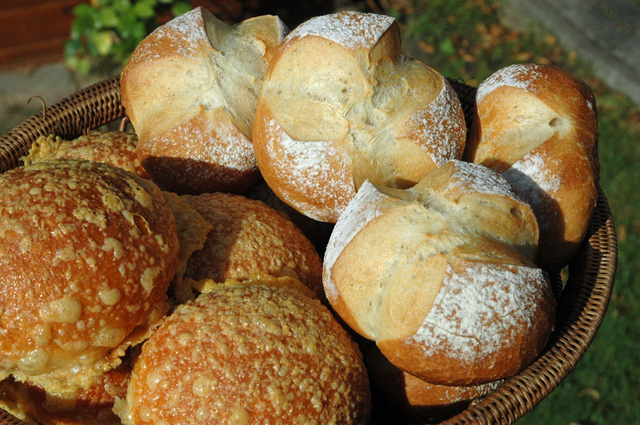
0,76,125,174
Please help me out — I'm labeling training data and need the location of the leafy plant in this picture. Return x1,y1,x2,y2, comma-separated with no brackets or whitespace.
64,0,193,76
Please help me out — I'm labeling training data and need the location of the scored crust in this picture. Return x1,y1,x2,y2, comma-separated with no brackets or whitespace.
253,11,466,223
323,160,555,385
121,7,288,194
465,63,599,272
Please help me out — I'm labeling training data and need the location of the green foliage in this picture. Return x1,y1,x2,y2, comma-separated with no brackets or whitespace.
388,0,583,86
64,0,193,76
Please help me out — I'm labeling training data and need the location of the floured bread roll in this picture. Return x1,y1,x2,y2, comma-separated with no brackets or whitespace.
121,7,288,194
115,278,371,425
464,63,599,272
253,11,467,223
0,158,180,394
323,160,556,385
23,131,148,179
360,339,501,423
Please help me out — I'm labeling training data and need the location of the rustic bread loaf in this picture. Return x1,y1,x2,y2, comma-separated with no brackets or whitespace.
323,160,556,385
464,63,599,272
120,7,287,194
253,11,467,223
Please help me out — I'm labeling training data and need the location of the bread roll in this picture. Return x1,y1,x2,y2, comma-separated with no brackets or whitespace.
0,362,131,425
253,11,467,223
178,192,324,301
0,158,179,394
245,179,335,256
115,278,371,425
159,191,213,305
360,339,501,423
464,63,599,272
323,160,555,385
22,131,148,179
121,7,288,194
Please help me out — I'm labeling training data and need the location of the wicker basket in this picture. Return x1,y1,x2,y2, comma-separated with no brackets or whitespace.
0,76,618,425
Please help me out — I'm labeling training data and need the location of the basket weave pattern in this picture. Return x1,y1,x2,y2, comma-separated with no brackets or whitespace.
0,76,617,425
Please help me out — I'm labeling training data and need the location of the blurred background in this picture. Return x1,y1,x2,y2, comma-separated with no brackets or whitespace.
1,0,638,423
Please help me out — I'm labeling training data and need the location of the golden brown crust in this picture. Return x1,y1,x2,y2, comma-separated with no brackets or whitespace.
116,280,371,425
160,191,213,304
245,179,335,256
180,192,324,299
121,7,287,194
253,11,466,223
135,109,260,195
22,131,149,179
376,255,555,385
465,63,599,272
361,339,502,423
0,362,131,425
0,158,179,393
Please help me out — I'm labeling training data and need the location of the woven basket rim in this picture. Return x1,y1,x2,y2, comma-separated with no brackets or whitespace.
0,76,618,425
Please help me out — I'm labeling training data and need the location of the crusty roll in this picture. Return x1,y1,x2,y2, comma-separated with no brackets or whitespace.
0,158,179,394
0,361,131,425
115,278,371,425
464,63,599,272
22,131,148,179
253,11,467,223
360,339,501,423
160,191,213,305
178,192,324,301
323,160,556,385
245,179,335,256
120,7,288,194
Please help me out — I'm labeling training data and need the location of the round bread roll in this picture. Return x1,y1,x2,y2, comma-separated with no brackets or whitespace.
464,63,599,272
115,278,371,425
120,7,288,194
360,339,501,423
323,160,556,385
0,158,180,394
0,361,131,425
179,192,324,301
253,11,467,223
245,179,335,256
22,131,148,179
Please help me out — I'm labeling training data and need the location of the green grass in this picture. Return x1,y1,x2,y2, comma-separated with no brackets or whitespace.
377,0,640,423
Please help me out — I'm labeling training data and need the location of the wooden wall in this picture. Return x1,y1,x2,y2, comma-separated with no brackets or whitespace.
0,0,262,71
0,0,84,70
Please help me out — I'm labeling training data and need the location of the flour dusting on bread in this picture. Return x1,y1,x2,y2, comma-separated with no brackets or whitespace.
476,63,545,103
286,11,395,51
